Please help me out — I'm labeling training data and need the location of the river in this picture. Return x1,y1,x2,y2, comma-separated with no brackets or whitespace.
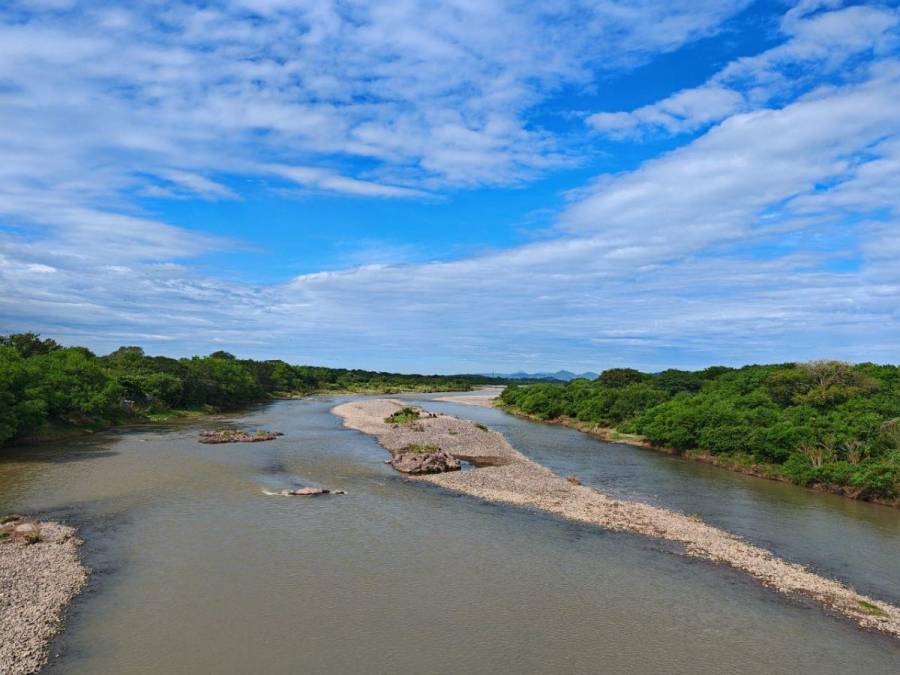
1,393,898,673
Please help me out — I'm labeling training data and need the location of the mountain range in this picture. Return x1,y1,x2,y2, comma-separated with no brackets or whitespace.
484,370,599,382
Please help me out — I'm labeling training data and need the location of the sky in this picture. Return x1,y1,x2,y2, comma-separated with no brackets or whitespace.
1,0,899,373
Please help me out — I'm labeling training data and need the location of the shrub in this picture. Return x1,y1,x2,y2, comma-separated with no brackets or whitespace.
385,407,421,424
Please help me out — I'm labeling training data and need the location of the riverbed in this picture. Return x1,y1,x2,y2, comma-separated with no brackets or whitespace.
1,394,898,673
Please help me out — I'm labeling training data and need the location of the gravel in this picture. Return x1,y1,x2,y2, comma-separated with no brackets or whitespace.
0,520,89,675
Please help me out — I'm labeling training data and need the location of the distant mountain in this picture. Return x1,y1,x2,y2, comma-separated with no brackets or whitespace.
484,370,599,382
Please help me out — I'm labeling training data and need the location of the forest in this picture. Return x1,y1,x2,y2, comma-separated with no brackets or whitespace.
499,362,900,501
0,333,500,446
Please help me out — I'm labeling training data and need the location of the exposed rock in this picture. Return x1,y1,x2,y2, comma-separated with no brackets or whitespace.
389,450,461,475
264,487,346,496
199,430,283,444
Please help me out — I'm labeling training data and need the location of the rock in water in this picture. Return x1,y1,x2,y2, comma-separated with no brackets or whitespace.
285,487,346,496
389,451,461,475
199,430,283,444
265,487,346,496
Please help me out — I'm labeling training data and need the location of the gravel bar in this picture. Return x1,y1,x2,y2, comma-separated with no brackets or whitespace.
0,520,89,675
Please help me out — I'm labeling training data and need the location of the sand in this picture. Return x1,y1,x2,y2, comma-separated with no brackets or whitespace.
332,398,900,639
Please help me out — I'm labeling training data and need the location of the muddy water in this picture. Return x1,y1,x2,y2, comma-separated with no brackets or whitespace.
1,396,898,674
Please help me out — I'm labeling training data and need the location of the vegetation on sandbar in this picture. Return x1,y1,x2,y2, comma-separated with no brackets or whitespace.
385,407,421,424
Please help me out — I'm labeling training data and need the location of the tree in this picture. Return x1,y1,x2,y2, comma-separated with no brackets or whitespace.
597,368,646,388
0,332,61,357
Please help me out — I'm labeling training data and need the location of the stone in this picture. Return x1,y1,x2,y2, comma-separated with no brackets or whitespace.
271,487,346,496
198,430,283,444
389,451,461,475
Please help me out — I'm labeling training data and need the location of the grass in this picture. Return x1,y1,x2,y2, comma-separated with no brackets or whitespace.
857,600,889,617
398,444,442,454
0,531,10,540
475,422,488,432
385,407,421,424
22,531,42,545
1,514,21,524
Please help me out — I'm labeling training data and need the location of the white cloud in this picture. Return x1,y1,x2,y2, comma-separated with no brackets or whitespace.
262,164,429,199
2,1,898,370
4,66,899,370
587,3,900,139
157,171,239,200
0,0,753,269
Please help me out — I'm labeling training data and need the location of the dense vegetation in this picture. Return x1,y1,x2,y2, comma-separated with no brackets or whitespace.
500,362,900,501
0,333,501,446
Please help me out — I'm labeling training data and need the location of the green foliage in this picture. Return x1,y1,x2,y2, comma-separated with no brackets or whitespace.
502,361,900,500
857,600,888,617
596,368,646,388
0,332,60,357
385,407,421,424
398,444,442,454
0,333,504,448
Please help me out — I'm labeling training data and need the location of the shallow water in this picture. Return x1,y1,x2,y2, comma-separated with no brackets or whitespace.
1,395,898,674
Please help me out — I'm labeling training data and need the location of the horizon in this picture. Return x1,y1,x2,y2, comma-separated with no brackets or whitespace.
2,1,899,371
7,330,897,377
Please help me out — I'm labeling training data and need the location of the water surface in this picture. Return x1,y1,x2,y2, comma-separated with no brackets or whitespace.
1,396,898,674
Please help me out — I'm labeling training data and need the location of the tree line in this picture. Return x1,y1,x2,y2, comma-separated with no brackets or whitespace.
0,333,501,446
499,362,900,500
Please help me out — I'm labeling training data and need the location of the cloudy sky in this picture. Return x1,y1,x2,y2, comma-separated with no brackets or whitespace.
1,0,898,372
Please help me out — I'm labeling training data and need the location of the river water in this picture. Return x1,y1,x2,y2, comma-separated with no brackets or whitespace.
1,393,898,674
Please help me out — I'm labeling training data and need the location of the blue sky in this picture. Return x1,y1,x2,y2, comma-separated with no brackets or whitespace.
1,0,898,372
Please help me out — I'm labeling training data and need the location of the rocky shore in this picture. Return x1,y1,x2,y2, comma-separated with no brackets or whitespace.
333,398,900,639
0,517,89,675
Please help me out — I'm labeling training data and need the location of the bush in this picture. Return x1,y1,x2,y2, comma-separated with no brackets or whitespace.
385,407,421,424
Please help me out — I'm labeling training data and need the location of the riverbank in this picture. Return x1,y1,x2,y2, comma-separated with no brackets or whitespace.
7,385,488,450
0,518,88,675
439,395,900,508
333,398,900,639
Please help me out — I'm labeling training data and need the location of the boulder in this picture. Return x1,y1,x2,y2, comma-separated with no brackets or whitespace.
389,451,461,475
286,487,343,496
270,487,346,496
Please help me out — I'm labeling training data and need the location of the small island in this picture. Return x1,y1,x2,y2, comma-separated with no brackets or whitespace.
198,430,284,444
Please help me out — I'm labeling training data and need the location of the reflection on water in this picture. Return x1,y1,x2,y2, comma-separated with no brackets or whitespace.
1,395,898,674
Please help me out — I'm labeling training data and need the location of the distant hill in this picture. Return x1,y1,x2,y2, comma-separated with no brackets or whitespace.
483,370,599,382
